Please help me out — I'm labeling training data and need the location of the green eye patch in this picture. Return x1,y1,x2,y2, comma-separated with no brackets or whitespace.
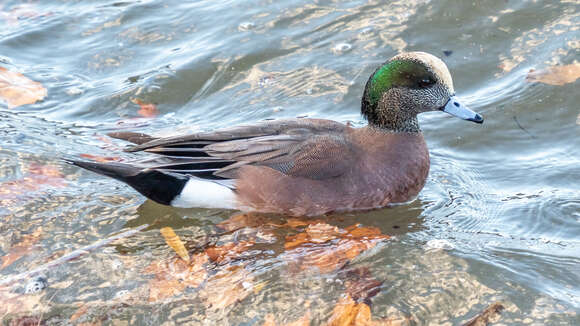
368,60,435,105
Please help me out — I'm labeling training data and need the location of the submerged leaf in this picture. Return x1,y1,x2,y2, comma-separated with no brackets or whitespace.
144,253,208,302
0,67,46,108
526,63,580,85
79,153,122,163
343,267,383,304
0,164,66,204
306,223,345,243
284,218,325,228
324,295,410,326
70,303,89,323
0,285,47,317
160,227,190,263
148,278,186,303
205,241,255,264
462,302,504,326
283,224,389,273
324,295,367,326
131,98,158,117
0,228,42,270
199,265,253,311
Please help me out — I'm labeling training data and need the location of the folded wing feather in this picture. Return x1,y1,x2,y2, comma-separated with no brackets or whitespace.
117,118,357,181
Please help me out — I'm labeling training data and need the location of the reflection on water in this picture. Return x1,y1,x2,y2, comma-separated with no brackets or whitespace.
1,0,579,324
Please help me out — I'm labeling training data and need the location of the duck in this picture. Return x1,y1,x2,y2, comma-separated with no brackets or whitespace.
65,51,483,216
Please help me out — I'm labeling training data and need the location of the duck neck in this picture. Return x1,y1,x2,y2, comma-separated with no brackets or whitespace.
369,116,420,133
364,106,421,133
361,90,422,133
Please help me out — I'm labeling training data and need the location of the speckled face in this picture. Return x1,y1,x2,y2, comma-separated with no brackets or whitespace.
361,52,483,131
363,51,455,117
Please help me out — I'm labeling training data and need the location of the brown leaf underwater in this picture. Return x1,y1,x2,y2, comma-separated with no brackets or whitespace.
526,63,580,86
324,295,371,326
0,163,67,206
324,295,411,326
343,267,383,304
144,253,208,302
0,67,46,108
205,240,255,264
131,98,158,117
462,302,505,326
199,265,254,311
0,228,43,270
78,153,122,163
284,223,390,273
128,217,392,313
160,227,190,263
0,284,47,317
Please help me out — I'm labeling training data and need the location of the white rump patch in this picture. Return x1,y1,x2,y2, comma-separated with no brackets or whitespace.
171,178,237,209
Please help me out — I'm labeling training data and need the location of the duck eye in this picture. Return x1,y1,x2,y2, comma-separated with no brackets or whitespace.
418,78,435,88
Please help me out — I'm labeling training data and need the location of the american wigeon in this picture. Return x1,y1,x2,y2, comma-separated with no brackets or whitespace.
66,52,483,216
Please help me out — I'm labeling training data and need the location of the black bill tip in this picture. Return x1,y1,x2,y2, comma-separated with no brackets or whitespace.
469,113,484,124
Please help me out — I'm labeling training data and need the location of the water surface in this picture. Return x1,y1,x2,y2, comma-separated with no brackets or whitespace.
1,0,579,325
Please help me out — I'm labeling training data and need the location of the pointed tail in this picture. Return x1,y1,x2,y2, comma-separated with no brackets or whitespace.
63,159,188,206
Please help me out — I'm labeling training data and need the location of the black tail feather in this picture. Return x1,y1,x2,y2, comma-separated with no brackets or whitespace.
63,159,188,206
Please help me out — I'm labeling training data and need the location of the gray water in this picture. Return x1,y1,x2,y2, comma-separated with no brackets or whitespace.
0,0,579,325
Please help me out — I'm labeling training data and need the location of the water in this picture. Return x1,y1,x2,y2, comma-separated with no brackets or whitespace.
1,0,579,324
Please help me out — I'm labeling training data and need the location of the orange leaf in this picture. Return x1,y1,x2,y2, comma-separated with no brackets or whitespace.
526,63,580,86
131,98,158,117
262,314,277,326
284,232,310,250
284,218,325,228
160,227,190,263
0,227,42,269
285,218,312,228
324,295,361,326
0,284,47,316
353,303,372,326
306,223,345,243
0,164,66,204
284,223,343,250
148,278,185,303
324,295,405,326
144,253,208,302
70,303,89,322
286,312,311,326
79,153,122,163
205,241,254,264
0,66,46,108
199,265,253,310
27,163,64,179
283,224,389,273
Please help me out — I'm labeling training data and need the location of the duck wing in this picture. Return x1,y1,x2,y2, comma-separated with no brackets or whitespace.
111,118,357,181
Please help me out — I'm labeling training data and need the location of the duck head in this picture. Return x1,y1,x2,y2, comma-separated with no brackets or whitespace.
361,51,483,132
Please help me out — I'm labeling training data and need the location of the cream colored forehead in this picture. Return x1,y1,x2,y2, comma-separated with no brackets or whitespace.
392,51,455,93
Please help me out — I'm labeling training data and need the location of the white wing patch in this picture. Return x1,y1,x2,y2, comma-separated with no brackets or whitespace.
171,178,237,209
